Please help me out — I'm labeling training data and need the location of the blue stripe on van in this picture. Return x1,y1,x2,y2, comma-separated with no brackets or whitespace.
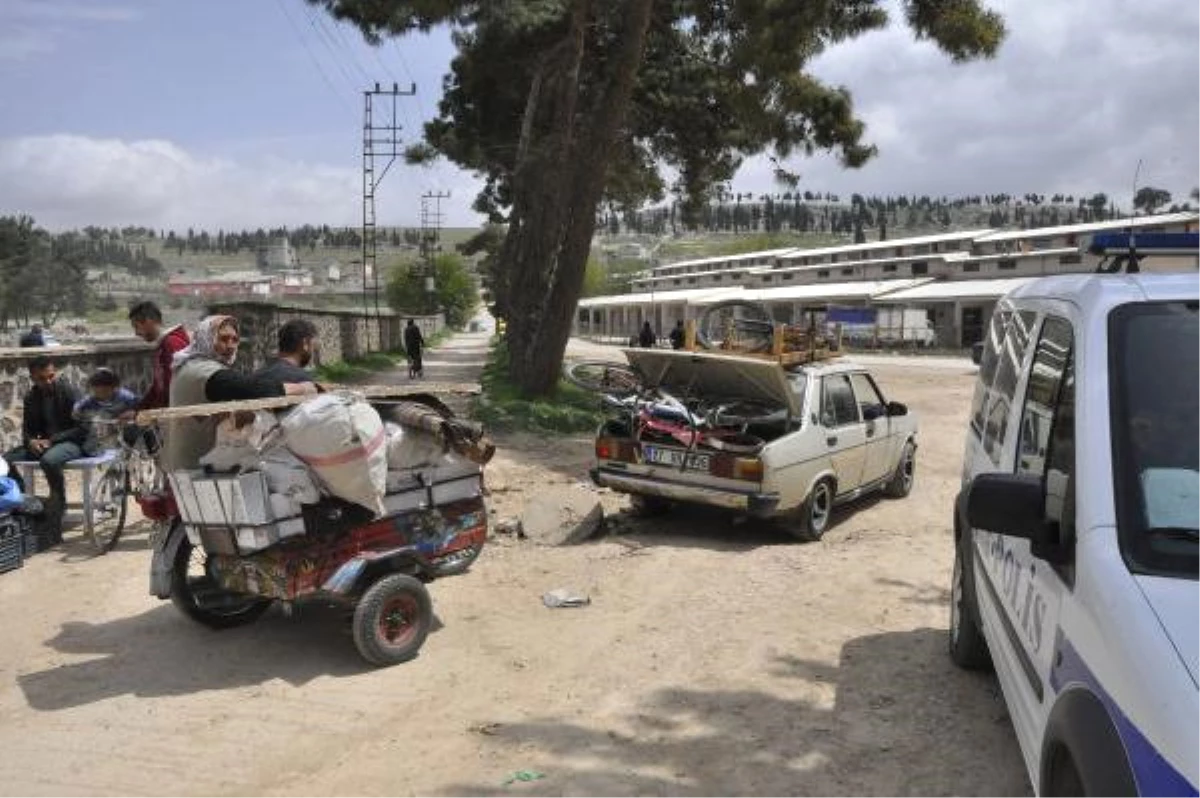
1050,635,1197,796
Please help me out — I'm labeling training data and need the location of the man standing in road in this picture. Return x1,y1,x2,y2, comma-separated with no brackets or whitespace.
638,320,657,348
128,301,191,411
404,319,426,379
669,320,686,350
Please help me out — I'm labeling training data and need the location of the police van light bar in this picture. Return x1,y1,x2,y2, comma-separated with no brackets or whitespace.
1086,232,1199,256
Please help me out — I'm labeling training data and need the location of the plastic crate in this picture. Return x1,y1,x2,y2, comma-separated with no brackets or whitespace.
0,517,24,574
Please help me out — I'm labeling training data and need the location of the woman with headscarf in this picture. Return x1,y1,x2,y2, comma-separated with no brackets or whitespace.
161,315,316,471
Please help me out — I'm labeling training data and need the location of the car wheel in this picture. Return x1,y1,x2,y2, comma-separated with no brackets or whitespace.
787,478,834,542
949,528,992,670
884,441,916,498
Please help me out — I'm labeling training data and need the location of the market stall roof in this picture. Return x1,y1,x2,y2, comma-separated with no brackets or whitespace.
872,277,1037,303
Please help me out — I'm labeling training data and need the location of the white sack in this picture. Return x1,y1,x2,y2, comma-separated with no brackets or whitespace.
260,446,322,505
199,411,280,472
281,394,387,516
384,421,445,469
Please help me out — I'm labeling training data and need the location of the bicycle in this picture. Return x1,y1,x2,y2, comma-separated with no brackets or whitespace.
82,419,165,553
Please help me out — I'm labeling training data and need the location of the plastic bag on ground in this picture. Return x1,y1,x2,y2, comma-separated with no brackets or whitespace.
281,393,387,516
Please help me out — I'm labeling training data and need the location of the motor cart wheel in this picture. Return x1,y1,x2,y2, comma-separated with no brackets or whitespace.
170,532,271,630
786,478,834,542
949,526,992,670
884,441,916,498
352,574,433,666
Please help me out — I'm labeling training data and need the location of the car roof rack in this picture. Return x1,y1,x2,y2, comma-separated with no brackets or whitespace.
1087,231,1199,274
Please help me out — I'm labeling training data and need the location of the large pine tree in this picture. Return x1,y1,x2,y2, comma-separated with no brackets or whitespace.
309,0,1006,395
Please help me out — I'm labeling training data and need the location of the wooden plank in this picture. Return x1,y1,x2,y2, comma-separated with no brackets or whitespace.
136,382,481,424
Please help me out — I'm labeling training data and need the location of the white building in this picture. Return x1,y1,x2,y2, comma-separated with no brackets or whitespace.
578,212,1199,347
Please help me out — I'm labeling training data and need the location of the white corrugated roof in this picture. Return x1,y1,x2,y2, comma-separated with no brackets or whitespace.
872,277,1037,302
651,247,795,274
688,278,929,305
973,212,1198,244
775,229,993,263
577,286,743,308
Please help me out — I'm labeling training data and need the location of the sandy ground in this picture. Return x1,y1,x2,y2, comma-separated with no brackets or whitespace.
0,325,1030,796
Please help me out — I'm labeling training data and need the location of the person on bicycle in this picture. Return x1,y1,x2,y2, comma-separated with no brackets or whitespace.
638,321,657,348
404,320,426,378
255,319,320,384
73,368,139,457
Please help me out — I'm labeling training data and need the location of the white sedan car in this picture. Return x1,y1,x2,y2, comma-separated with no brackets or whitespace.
589,349,918,540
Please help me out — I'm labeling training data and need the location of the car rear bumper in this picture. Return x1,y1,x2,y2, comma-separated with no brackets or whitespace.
590,467,780,517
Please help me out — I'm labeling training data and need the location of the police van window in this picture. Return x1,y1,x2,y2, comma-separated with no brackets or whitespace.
821,375,860,428
983,310,1039,460
971,309,1010,434
1017,316,1073,478
1044,354,1075,531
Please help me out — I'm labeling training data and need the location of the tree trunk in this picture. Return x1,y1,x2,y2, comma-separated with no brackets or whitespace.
502,0,656,396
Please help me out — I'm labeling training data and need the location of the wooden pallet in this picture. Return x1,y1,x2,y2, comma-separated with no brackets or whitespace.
681,319,841,367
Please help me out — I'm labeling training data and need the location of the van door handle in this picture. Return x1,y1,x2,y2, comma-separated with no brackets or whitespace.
826,436,838,447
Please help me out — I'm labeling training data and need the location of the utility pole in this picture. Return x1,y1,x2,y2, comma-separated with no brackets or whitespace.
362,81,416,351
419,190,450,316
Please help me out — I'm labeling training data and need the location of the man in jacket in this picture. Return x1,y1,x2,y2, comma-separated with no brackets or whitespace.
254,319,320,384
128,301,191,411
404,320,426,378
4,356,85,541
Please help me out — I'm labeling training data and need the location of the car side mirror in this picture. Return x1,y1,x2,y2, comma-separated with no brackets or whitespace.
886,401,907,417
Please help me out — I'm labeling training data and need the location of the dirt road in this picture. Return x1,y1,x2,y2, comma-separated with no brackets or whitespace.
0,329,1029,796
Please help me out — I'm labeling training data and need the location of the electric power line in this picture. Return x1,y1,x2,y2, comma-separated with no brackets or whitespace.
274,0,354,114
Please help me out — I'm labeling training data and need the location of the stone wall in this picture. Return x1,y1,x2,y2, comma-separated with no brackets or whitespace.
207,302,444,372
0,341,155,450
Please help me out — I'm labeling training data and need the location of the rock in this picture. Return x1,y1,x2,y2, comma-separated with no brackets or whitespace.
493,517,524,537
521,485,605,546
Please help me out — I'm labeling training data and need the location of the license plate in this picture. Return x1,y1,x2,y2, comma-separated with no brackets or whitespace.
642,445,710,472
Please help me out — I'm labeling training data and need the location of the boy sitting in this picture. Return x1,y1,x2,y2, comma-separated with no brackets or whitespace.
73,368,139,457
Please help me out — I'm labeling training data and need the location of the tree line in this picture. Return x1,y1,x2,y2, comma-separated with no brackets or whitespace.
0,216,90,329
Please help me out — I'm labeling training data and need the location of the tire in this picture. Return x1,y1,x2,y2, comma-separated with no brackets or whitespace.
562,361,643,396
949,528,992,670
87,461,128,554
1044,750,1085,797
884,441,916,498
696,300,775,352
352,574,433,666
170,533,271,630
787,478,834,542
628,493,670,517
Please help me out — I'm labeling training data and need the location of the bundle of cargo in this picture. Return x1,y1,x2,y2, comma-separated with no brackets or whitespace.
164,389,495,557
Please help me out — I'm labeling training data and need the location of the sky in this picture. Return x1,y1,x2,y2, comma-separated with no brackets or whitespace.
0,0,1196,233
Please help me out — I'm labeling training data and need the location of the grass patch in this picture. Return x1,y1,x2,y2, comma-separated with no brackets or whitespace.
314,350,405,383
473,339,604,434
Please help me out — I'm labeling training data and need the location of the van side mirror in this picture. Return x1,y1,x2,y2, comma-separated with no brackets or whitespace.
967,473,1043,536
886,401,907,417
967,473,1070,565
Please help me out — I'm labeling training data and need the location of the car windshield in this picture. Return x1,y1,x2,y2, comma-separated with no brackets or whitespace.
1109,300,1199,578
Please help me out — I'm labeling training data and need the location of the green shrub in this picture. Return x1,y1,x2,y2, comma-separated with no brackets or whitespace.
473,339,604,434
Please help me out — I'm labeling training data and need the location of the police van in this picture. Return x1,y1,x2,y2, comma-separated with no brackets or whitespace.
950,232,1199,795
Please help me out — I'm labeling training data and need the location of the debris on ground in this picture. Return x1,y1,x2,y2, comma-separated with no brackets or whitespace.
521,485,604,545
468,722,503,736
542,588,591,608
493,517,525,538
503,770,546,785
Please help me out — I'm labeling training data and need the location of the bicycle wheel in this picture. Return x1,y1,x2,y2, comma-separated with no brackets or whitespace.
562,361,643,396
697,300,775,352
87,460,128,553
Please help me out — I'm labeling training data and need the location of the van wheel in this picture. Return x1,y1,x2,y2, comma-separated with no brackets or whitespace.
787,479,834,542
949,530,992,670
885,442,915,498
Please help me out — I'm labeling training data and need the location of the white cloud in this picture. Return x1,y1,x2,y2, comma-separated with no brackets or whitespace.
734,0,1200,206
0,134,484,231
0,2,139,60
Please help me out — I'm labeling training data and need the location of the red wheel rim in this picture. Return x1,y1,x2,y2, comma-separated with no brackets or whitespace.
377,594,420,647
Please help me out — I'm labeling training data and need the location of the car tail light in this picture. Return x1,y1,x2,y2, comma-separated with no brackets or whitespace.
596,438,615,460
733,458,763,481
